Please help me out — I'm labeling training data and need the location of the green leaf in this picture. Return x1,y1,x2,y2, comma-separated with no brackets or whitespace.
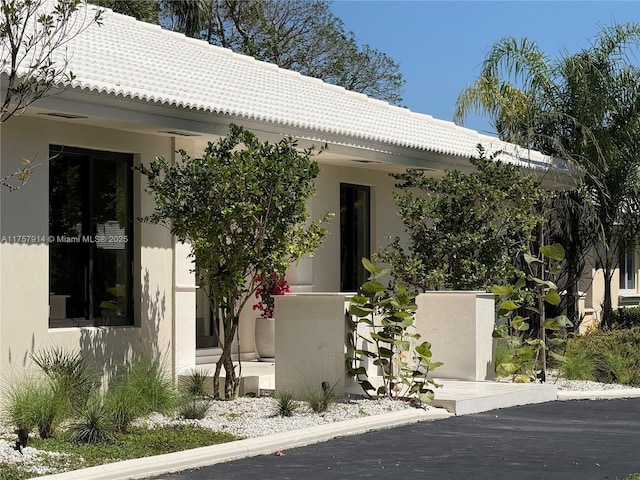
348,305,373,317
513,374,532,383
393,340,411,351
349,294,369,306
544,315,572,330
523,252,541,264
359,381,375,391
556,315,573,328
370,332,391,343
496,362,519,374
427,360,444,370
511,316,529,331
361,281,386,295
549,351,567,362
544,289,561,306
540,243,565,261
525,338,545,348
514,276,526,290
415,342,433,358
500,300,519,311
492,285,512,296
378,347,393,358
362,257,380,275
417,391,435,404
99,301,118,310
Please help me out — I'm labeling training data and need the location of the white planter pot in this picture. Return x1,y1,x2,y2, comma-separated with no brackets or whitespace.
255,317,275,361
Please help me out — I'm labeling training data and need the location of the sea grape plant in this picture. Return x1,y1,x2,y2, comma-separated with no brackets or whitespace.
492,243,572,382
347,259,441,404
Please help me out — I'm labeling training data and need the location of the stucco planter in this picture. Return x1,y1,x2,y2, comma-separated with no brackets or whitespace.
255,317,275,361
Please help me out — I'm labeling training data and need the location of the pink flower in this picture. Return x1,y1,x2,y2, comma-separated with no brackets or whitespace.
253,272,289,318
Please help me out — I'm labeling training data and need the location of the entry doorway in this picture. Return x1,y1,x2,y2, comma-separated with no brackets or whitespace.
340,183,371,292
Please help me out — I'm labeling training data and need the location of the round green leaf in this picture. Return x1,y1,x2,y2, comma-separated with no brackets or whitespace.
540,243,565,261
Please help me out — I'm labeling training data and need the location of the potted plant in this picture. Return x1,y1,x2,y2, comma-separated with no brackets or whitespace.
253,272,290,360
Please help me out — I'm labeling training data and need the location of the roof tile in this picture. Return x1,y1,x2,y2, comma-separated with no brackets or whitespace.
1,3,557,168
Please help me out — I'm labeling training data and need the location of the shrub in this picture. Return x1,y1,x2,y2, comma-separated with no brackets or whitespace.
273,391,298,417
30,347,97,412
609,307,640,330
1,374,64,439
104,356,177,432
178,369,211,398
67,399,115,444
561,350,595,381
103,384,143,434
563,327,640,386
126,356,176,414
348,259,441,402
302,381,338,413
177,397,213,420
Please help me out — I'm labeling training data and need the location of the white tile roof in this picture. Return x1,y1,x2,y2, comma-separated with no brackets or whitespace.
3,3,559,169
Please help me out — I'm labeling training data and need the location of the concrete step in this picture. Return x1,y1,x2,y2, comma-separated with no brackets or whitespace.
432,379,557,415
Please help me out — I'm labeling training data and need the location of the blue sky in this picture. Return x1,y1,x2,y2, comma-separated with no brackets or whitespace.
330,1,640,135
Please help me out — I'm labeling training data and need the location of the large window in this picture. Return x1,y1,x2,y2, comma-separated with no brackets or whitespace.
49,146,133,327
340,183,371,292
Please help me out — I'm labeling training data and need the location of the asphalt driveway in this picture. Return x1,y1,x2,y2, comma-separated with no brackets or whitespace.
149,398,640,480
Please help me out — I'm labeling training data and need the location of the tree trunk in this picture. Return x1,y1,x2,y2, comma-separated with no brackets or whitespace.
213,314,240,399
601,267,615,329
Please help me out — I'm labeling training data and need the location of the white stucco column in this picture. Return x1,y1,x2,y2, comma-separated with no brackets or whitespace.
173,239,197,376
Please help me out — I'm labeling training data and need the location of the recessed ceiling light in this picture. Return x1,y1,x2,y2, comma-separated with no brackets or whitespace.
38,112,88,119
159,130,201,137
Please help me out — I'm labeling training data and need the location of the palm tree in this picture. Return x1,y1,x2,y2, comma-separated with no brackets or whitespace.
94,0,160,24
161,0,213,38
454,23,640,328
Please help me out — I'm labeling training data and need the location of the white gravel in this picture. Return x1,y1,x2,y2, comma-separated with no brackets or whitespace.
549,377,637,391
0,439,75,476
134,396,415,439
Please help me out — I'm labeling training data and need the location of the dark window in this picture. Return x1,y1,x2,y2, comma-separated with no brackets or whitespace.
620,245,636,291
49,146,133,327
196,286,219,348
340,183,371,292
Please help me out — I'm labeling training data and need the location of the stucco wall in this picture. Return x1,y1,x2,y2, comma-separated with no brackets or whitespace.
0,116,181,381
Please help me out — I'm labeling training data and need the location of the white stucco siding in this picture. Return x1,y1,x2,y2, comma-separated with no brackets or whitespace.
0,116,179,380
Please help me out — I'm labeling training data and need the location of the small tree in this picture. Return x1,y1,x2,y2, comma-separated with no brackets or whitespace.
139,125,331,399
1,0,102,189
377,145,547,292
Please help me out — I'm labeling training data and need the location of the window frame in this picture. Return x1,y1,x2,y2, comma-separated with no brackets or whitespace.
619,245,637,294
48,145,134,328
